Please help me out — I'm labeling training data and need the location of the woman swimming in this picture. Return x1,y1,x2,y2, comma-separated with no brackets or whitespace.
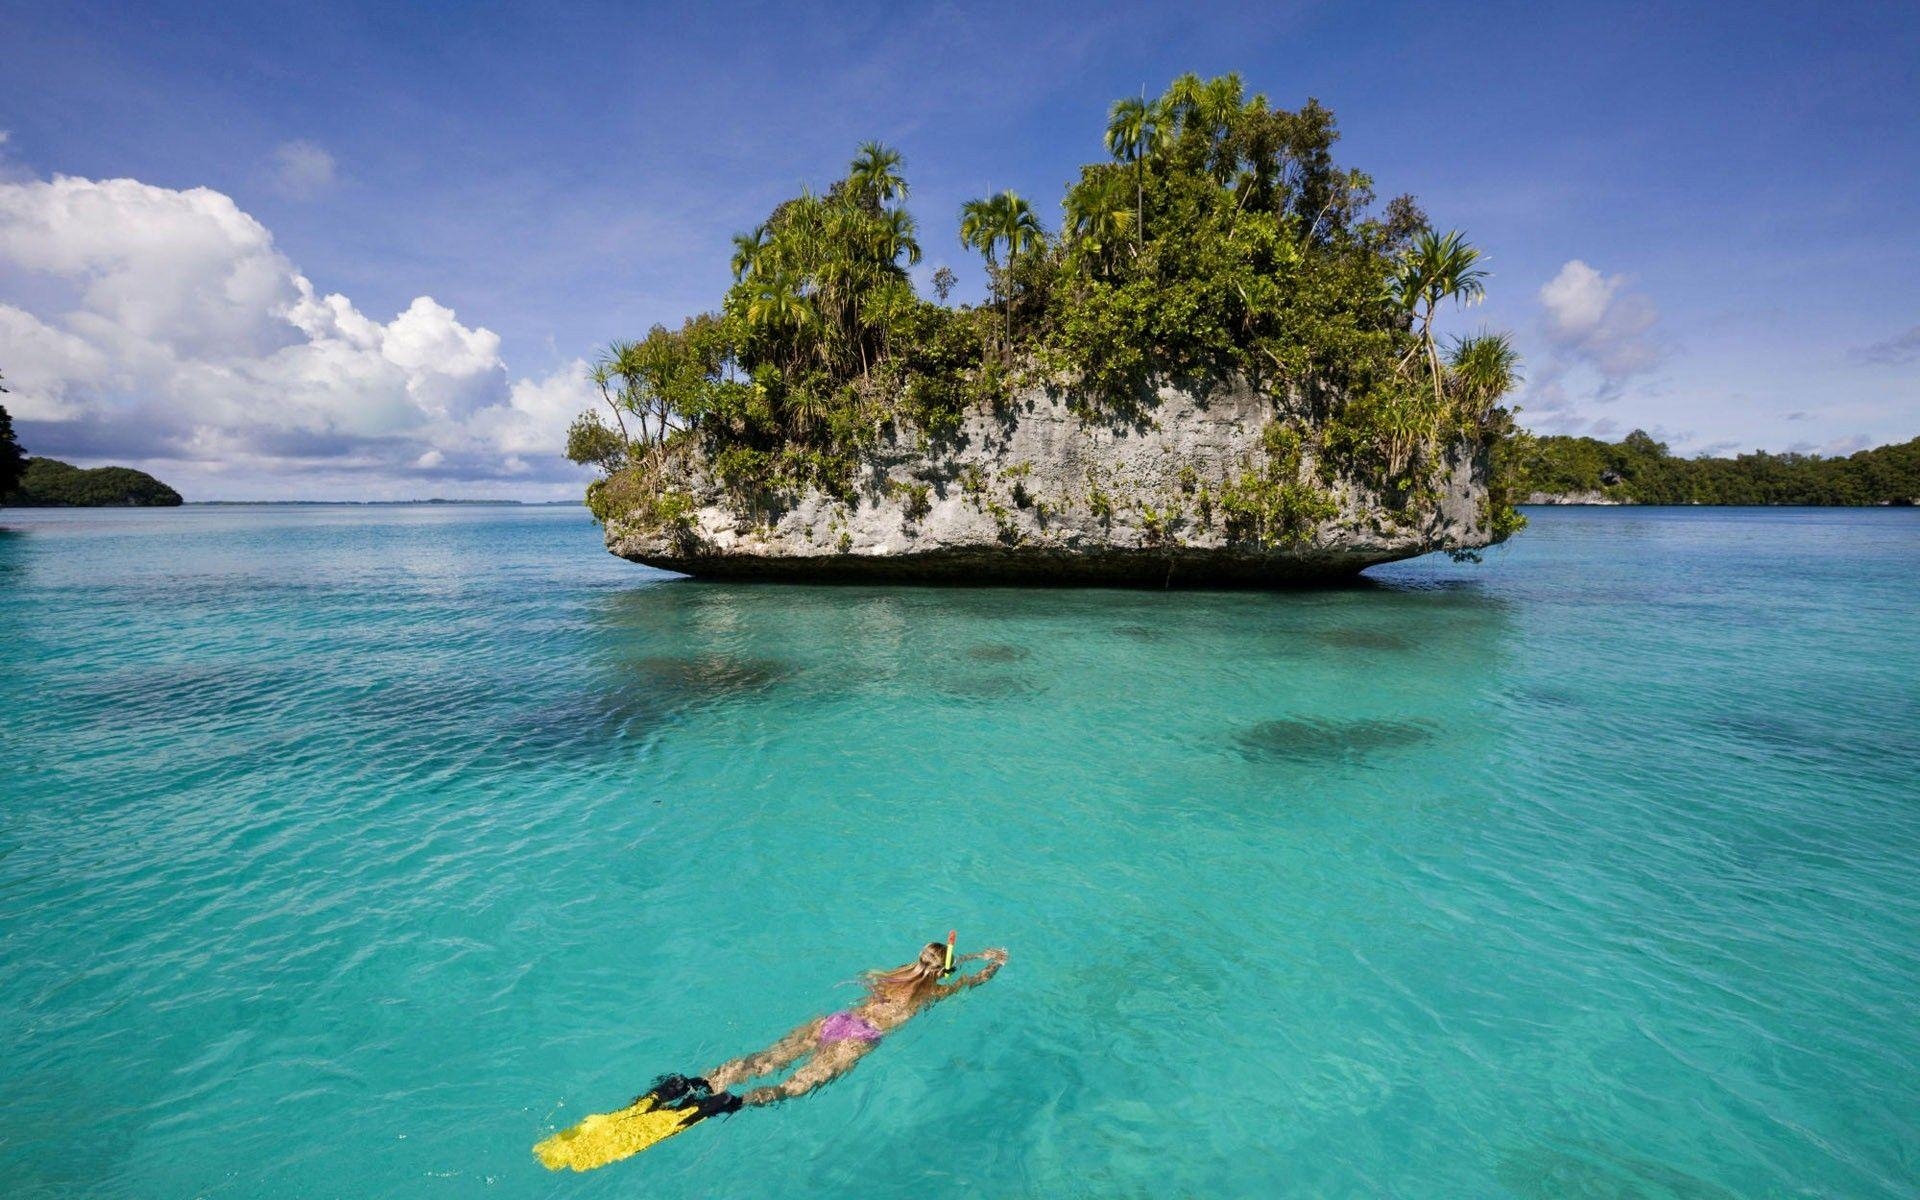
531,937,1008,1168
660,936,1007,1114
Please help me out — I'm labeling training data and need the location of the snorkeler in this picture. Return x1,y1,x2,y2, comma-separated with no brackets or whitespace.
533,933,1008,1171
708,932,1007,1106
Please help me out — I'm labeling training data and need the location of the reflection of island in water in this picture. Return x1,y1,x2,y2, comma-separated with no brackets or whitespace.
558,576,1522,776
5,458,183,507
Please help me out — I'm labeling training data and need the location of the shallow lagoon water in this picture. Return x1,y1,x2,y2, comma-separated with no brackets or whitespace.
1,504,1915,1197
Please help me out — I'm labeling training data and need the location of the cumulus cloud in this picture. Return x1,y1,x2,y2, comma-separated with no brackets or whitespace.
1849,325,1920,366
1537,260,1664,393
1515,259,1670,438
269,140,337,199
0,173,591,496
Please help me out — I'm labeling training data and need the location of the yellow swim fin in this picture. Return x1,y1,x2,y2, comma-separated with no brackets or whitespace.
534,1078,742,1173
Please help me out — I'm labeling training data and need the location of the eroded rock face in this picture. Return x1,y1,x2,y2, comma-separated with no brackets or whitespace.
1523,490,1627,505
605,381,1493,586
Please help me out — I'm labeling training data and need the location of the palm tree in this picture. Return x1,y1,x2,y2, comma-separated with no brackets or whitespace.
848,141,908,207
959,196,999,265
1194,74,1245,182
960,190,1046,345
1160,72,1206,137
1105,95,1157,246
878,206,921,268
1063,172,1134,268
730,225,768,281
1448,332,1521,423
746,270,816,369
1393,229,1487,407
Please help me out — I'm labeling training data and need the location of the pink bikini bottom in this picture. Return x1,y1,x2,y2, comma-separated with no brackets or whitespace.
819,1011,883,1044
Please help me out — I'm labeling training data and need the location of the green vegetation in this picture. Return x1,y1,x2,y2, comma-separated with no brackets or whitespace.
5,458,183,507
569,74,1524,540
1518,432,1920,506
0,392,26,500
1217,422,1341,548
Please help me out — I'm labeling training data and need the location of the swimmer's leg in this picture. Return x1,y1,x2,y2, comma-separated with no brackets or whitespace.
705,1017,824,1091
742,1037,874,1106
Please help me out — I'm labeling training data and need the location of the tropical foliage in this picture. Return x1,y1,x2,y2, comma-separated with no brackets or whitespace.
0,372,27,500
569,74,1525,537
1519,432,1920,506
5,458,182,506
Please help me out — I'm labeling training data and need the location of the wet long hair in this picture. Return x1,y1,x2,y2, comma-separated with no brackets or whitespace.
862,941,948,1004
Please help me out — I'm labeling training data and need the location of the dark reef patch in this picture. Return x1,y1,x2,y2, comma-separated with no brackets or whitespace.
506,653,797,755
965,642,1033,663
624,653,793,694
1234,716,1435,765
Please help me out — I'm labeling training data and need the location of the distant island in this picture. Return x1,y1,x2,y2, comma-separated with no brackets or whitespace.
1519,431,1920,506
5,457,184,507
571,74,1528,585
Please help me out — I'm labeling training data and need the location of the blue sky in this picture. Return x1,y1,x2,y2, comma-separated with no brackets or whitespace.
2,0,1916,499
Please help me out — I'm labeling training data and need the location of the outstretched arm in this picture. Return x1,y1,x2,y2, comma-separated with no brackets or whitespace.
933,947,1007,998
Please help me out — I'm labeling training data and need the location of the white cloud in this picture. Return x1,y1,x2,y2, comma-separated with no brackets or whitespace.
476,359,596,456
1516,259,1670,438
269,140,337,199
0,303,113,419
0,172,592,496
1537,260,1664,389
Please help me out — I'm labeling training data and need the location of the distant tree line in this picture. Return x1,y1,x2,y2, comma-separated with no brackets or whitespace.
1518,430,1920,506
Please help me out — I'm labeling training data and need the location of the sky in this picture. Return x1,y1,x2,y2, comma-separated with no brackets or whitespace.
1,0,1916,501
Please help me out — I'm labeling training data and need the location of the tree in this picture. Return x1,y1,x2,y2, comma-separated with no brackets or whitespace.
1448,332,1521,423
848,141,908,207
565,410,628,474
931,266,957,303
730,225,768,281
0,371,26,500
745,269,816,347
1393,229,1487,407
1063,168,1135,269
877,206,921,267
959,190,1046,345
1104,95,1158,246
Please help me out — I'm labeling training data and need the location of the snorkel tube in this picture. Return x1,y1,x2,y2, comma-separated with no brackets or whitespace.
943,930,957,977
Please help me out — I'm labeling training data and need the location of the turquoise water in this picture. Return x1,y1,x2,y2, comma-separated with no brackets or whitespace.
2,505,1916,1198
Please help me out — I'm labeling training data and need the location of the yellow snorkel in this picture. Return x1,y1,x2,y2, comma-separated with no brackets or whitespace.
943,930,957,976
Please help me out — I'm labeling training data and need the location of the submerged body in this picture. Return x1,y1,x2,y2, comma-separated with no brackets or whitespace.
708,940,1008,1106
533,939,1006,1171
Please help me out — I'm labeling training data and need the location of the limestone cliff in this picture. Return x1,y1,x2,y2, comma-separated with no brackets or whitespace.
604,381,1495,586
1523,489,1626,505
